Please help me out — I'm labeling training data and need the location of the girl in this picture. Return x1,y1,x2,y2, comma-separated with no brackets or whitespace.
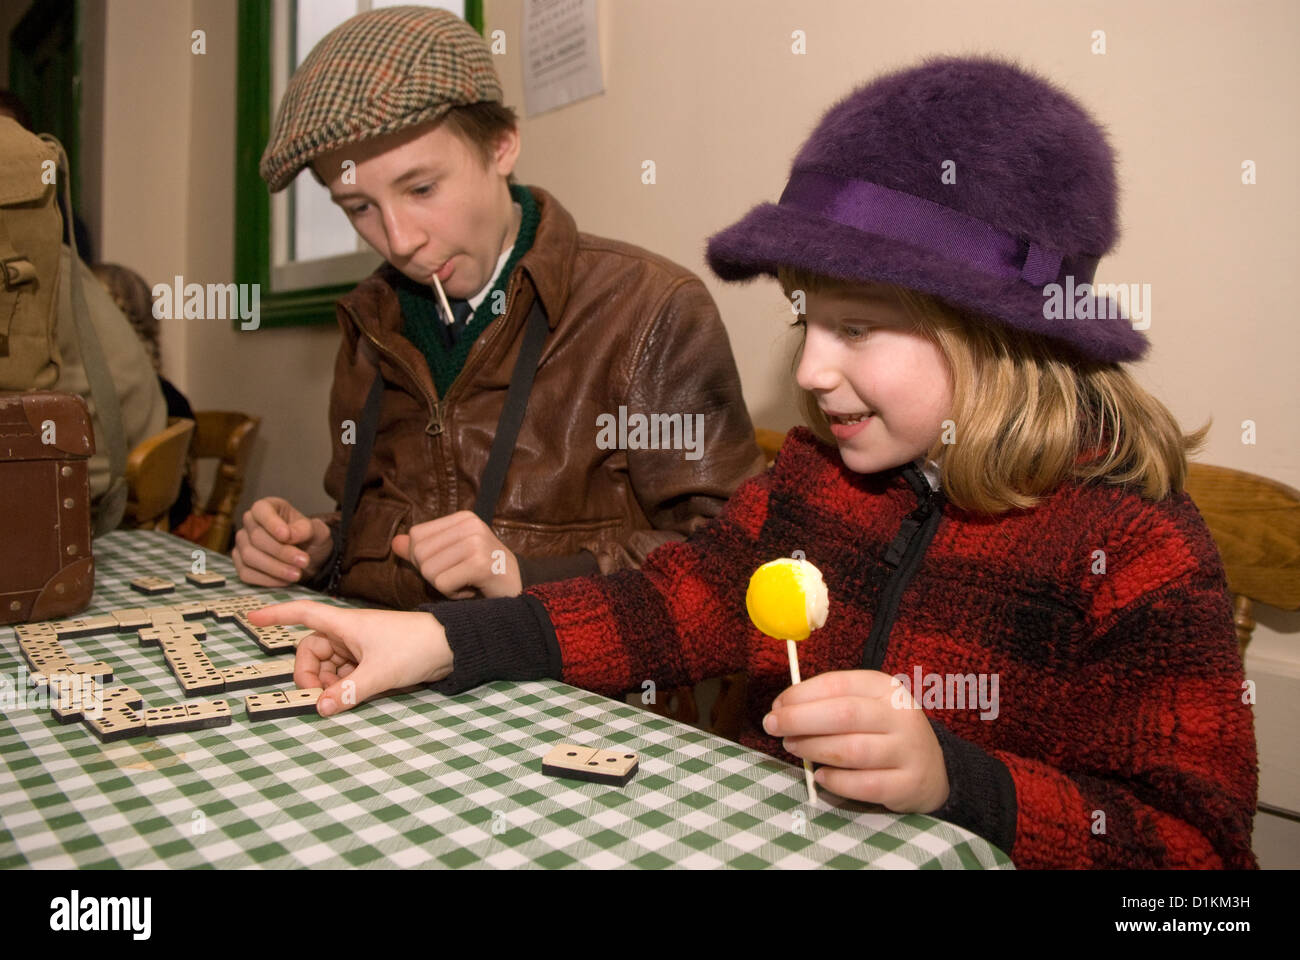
250,55,1258,869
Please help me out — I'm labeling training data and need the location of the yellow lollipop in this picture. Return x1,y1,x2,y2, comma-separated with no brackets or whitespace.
746,557,829,802
746,558,829,642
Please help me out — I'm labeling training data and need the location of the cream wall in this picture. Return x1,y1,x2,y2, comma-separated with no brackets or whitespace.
93,0,341,518
83,0,1298,836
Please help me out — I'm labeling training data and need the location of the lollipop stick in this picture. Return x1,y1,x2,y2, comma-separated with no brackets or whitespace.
431,274,455,327
786,639,817,803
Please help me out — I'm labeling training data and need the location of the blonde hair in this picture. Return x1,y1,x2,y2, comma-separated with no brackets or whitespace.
779,267,1209,514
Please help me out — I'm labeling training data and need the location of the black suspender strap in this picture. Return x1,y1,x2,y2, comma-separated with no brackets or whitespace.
328,295,550,595
473,296,549,525
328,371,385,595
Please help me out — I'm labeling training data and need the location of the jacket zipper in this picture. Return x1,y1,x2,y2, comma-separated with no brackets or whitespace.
341,271,525,520
341,301,442,433
859,463,945,670
444,270,523,407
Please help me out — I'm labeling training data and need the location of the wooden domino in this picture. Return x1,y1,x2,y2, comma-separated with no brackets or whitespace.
79,687,147,742
185,571,227,588
83,705,147,742
99,686,144,710
17,635,65,651
48,615,118,638
542,743,639,787
130,576,175,595
171,601,210,619
144,606,186,626
207,596,267,619
110,608,154,631
142,699,232,735
54,661,115,683
139,623,206,647
249,625,303,654
14,622,58,642
244,687,322,721
18,640,72,673
228,615,300,653
50,676,102,724
221,659,296,691
165,649,225,697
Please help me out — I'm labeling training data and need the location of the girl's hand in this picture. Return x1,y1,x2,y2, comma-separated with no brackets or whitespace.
247,601,453,717
392,511,522,599
763,670,950,813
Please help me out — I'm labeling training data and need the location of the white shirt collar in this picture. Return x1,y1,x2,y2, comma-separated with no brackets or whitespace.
916,457,941,491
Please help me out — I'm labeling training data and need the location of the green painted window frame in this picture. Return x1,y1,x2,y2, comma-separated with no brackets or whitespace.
233,0,484,329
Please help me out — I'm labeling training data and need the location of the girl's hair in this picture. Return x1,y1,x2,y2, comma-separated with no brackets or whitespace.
91,263,161,373
779,267,1209,514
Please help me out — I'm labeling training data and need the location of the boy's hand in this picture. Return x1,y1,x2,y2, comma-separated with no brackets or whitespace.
247,601,453,717
392,511,522,599
233,496,333,586
762,670,950,813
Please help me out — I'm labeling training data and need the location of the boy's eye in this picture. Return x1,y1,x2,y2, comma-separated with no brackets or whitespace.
840,324,869,340
412,183,437,197
345,202,370,216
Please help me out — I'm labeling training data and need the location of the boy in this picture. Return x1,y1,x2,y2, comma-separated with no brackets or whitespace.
234,6,764,608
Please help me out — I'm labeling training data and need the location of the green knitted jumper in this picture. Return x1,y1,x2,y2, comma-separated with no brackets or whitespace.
395,183,539,397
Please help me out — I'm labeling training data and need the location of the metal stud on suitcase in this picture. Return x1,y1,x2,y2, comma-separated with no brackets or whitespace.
0,391,95,624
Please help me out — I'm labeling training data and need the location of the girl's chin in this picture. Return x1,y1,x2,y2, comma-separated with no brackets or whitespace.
836,442,912,476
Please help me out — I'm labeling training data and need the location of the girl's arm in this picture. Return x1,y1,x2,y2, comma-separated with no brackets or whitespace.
427,470,776,698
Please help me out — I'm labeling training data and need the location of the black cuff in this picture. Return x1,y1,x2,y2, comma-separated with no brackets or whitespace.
926,717,1018,857
420,595,560,695
516,550,600,588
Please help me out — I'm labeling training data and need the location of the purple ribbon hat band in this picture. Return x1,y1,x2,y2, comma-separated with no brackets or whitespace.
778,170,1099,288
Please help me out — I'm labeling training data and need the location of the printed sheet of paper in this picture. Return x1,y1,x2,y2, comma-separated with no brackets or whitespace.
522,0,604,116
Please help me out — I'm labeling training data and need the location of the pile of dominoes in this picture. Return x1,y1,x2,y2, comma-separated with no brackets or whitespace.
10,588,322,743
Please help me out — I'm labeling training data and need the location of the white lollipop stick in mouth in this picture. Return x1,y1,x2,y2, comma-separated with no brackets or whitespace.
431,274,455,327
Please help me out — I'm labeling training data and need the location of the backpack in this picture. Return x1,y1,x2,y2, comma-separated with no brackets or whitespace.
0,116,128,531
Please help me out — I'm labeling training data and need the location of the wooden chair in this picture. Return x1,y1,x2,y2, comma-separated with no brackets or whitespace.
122,417,196,530
755,427,787,466
1183,463,1300,659
180,411,261,554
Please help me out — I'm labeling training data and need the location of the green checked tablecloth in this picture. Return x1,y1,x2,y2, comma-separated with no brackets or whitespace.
1,531,1013,869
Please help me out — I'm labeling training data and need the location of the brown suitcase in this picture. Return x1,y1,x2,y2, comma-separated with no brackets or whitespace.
0,391,95,624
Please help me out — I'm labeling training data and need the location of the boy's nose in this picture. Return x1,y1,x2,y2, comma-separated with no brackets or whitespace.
383,207,427,260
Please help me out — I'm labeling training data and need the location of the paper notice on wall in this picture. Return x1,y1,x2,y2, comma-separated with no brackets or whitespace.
522,0,604,116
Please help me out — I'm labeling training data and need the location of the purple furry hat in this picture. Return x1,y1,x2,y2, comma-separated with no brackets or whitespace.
706,55,1147,363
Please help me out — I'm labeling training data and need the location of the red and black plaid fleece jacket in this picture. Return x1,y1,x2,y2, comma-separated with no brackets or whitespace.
427,427,1259,869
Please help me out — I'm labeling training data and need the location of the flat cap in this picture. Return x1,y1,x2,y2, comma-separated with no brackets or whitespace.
259,5,501,193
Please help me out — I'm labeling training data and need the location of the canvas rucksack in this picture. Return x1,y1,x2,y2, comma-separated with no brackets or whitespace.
0,116,127,531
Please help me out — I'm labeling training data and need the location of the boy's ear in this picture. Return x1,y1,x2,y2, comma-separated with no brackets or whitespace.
492,127,522,175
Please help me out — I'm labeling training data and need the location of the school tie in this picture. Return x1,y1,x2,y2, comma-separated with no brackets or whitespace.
439,298,474,348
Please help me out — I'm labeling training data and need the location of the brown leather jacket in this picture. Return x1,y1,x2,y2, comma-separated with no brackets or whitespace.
313,186,765,608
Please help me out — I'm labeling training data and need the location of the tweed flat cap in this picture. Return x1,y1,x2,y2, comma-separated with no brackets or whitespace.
260,5,501,193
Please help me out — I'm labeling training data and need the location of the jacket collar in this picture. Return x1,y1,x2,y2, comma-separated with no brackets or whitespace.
338,183,576,333
514,185,575,327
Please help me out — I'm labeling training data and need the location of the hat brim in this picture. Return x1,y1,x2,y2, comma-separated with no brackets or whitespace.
706,202,1148,364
